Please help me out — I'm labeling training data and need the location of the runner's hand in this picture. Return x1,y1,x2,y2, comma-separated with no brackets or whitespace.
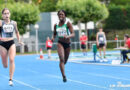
19,42,24,45
64,35,69,39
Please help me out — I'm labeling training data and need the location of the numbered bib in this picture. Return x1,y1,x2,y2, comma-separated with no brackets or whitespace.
48,42,52,47
99,37,104,41
3,24,14,33
57,27,68,37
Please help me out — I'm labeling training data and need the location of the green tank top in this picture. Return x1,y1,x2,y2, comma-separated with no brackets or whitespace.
56,20,70,38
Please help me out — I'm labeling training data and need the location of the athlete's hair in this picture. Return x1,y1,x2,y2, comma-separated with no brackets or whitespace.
57,10,66,16
2,8,10,14
124,34,129,38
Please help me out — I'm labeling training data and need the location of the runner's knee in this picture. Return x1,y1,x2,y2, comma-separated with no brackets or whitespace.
60,59,64,63
9,58,14,64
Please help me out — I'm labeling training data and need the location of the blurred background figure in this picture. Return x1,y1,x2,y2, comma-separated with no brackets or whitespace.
80,32,88,56
121,34,130,63
96,28,107,60
46,37,53,59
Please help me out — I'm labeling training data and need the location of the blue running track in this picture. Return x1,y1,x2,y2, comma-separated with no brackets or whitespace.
0,51,130,90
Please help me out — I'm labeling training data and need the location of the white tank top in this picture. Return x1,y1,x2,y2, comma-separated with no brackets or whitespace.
1,20,16,38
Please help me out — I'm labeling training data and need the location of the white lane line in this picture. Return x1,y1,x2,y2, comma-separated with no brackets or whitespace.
1,75,41,90
66,69,130,81
46,74,109,90
26,68,130,89
71,61,130,67
26,69,129,89
24,69,124,90
23,69,110,89
88,73,130,81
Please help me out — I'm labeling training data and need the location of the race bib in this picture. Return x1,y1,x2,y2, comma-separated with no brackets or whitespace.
57,27,67,37
48,42,52,47
3,24,14,33
99,37,104,41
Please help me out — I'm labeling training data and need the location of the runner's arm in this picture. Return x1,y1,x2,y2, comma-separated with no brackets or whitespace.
66,21,75,38
51,24,57,42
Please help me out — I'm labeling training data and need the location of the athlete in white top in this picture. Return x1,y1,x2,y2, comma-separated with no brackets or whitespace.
0,8,23,86
96,28,107,59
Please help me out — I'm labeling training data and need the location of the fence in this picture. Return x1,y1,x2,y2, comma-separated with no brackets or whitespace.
16,40,124,53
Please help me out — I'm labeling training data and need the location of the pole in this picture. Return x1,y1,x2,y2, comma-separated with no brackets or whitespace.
116,35,119,48
36,29,38,54
34,24,39,54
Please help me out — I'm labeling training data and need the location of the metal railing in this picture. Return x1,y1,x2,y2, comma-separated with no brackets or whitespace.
16,40,124,53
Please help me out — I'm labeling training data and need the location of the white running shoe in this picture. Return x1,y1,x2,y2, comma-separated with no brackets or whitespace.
9,80,13,86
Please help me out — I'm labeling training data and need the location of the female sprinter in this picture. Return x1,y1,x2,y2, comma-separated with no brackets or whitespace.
0,8,23,86
52,10,75,82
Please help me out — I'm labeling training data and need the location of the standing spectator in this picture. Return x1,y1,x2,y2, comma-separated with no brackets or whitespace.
96,28,107,60
46,37,53,59
80,32,88,56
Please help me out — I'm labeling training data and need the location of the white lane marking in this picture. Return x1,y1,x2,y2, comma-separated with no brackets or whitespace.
66,69,130,81
88,73,130,81
71,61,130,67
1,75,42,90
26,68,129,89
46,74,109,90
23,69,110,89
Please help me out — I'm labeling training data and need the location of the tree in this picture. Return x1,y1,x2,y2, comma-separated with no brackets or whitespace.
57,0,109,39
104,4,130,30
37,0,58,12
0,0,14,6
0,2,40,35
57,0,108,23
110,0,130,5
98,0,130,5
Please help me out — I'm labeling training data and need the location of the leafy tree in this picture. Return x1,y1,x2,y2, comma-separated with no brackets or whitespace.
7,0,59,12
98,0,130,5
104,4,130,30
14,0,30,3
57,0,108,39
57,0,108,23
0,0,14,5
110,0,130,5
37,0,58,12
0,2,40,35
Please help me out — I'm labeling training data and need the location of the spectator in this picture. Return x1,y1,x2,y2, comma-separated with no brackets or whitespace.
46,37,53,59
121,34,130,63
96,27,107,59
80,32,88,56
